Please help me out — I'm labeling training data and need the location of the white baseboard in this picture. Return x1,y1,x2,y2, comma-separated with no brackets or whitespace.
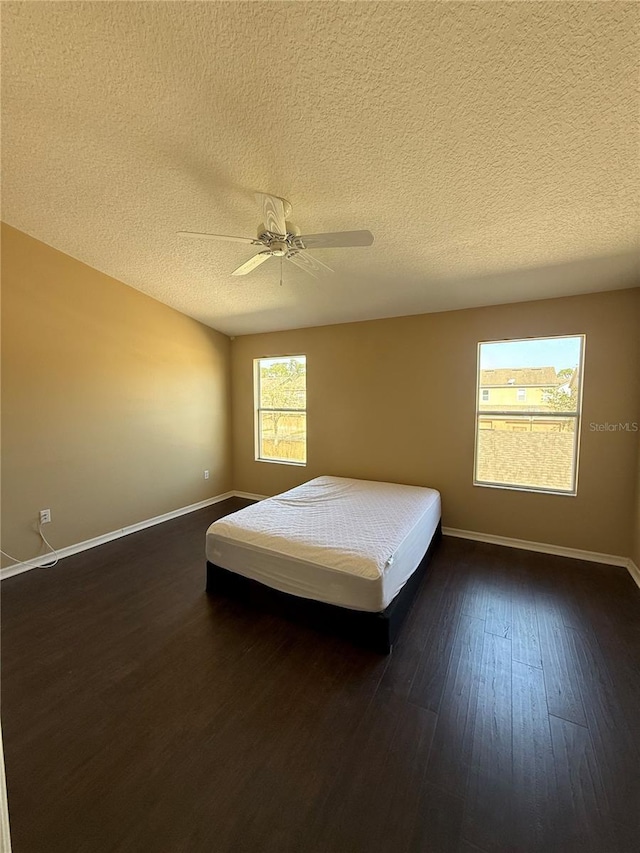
1,491,235,580
233,491,268,501
627,560,640,589
443,526,630,569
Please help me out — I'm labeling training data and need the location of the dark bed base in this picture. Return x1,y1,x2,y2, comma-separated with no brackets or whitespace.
206,521,442,654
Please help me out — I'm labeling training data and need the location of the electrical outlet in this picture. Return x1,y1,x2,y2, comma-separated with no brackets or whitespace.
203,470,210,480
39,509,51,525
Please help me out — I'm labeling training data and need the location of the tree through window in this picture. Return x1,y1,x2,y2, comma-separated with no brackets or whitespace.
255,355,307,464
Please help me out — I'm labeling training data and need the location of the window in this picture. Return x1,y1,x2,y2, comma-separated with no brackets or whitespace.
255,355,306,464
481,389,490,402
474,335,585,495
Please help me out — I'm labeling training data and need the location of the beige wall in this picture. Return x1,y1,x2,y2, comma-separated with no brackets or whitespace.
232,288,640,557
1,224,232,565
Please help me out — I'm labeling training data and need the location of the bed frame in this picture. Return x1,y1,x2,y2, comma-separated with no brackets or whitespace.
206,521,442,654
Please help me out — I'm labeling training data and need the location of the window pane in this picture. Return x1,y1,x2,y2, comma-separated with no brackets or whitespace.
259,356,306,409
259,412,307,463
478,336,582,415
475,415,577,492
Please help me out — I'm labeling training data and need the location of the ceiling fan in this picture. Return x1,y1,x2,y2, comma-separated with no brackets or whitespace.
178,192,374,280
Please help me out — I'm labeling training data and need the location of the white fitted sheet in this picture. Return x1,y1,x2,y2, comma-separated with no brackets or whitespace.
206,476,441,612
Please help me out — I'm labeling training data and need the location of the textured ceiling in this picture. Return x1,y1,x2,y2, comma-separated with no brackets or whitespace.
2,1,639,336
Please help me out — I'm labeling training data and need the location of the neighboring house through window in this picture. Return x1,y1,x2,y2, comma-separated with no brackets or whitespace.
254,355,307,464
475,335,585,494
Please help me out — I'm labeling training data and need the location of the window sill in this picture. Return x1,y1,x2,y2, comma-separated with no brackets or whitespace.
473,480,577,497
256,458,307,467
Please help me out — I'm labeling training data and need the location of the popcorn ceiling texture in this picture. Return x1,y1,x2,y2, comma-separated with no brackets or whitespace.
2,1,639,335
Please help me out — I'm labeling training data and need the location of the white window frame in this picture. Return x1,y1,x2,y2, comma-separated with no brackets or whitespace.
254,355,307,466
517,388,526,402
473,334,586,496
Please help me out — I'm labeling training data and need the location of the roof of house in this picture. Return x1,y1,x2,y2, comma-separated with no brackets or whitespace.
480,367,560,387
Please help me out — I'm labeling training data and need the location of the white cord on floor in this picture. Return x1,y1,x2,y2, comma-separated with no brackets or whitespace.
1,523,59,569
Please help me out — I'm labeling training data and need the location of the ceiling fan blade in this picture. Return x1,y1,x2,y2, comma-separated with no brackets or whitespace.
231,251,272,276
178,231,258,245
255,193,288,236
298,230,374,249
287,250,334,280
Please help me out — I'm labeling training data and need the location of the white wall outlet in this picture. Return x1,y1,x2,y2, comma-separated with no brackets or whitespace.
39,509,51,524
203,470,210,480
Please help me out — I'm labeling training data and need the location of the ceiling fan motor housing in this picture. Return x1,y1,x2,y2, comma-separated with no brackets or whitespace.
269,241,288,257
257,220,302,255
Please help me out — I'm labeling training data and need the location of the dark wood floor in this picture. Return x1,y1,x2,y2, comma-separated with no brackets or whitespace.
2,498,639,853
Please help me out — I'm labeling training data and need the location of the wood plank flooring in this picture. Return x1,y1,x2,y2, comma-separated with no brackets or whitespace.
2,498,639,852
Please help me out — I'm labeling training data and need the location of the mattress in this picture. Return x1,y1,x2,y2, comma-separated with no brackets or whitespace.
206,476,441,612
